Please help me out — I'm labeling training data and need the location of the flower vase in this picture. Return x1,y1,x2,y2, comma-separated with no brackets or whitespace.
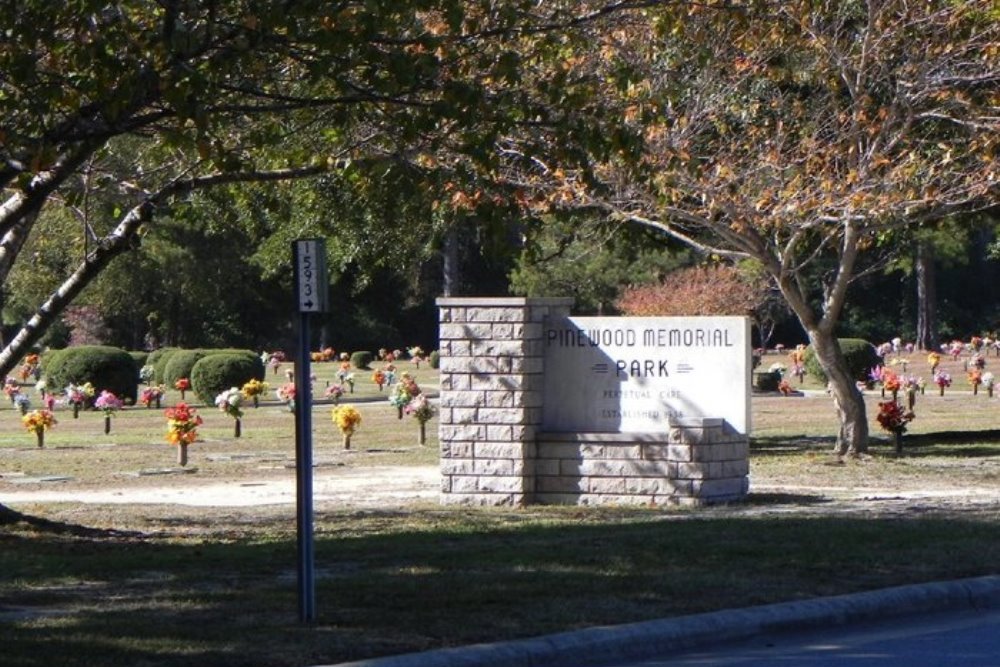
156,396,161,409
939,386,945,396
920,386,925,395
73,403,80,419
343,433,351,450
974,385,979,396
894,430,903,455
880,387,885,398
891,390,898,402
990,386,994,398
180,390,186,400
18,403,27,416
178,443,188,467
104,415,111,434
234,418,241,438
35,429,44,449
907,392,915,410
418,421,426,446
253,396,259,408
397,405,403,420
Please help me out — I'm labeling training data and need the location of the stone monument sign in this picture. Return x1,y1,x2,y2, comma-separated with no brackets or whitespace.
543,316,750,434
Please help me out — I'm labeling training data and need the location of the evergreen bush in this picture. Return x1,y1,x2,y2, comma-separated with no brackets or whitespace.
428,350,440,369
351,350,373,370
803,338,880,384
44,345,138,403
191,354,263,405
163,350,208,387
148,347,180,383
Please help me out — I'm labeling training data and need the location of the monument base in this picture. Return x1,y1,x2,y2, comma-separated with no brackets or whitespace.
534,420,749,506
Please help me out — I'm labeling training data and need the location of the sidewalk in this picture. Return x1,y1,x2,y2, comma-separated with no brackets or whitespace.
318,575,1000,667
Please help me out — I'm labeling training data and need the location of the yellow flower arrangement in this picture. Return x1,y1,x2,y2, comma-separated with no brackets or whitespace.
332,405,361,449
241,378,269,399
22,409,56,433
332,405,362,435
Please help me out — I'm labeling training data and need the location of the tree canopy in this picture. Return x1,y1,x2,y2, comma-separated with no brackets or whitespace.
0,0,639,373
502,0,999,453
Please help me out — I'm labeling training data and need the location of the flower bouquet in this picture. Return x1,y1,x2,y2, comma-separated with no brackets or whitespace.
165,402,202,466
22,409,56,448
933,371,952,396
875,400,915,454
983,372,995,398
140,385,165,409
3,377,19,402
372,369,386,391
241,378,269,407
276,383,296,411
968,368,983,395
389,373,419,419
404,394,436,445
926,352,941,373
408,346,426,368
139,364,156,384
882,370,901,400
65,382,94,418
331,405,361,449
94,390,123,434
174,377,191,400
12,391,30,415
324,383,344,404
215,387,244,437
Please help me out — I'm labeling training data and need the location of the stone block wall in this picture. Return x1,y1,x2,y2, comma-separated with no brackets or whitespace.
437,297,573,505
535,422,749,506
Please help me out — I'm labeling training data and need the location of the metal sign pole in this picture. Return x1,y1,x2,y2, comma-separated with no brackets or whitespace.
292,238,327,624
294,310,316,623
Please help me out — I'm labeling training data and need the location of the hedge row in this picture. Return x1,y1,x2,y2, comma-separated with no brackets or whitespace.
41,346,264,405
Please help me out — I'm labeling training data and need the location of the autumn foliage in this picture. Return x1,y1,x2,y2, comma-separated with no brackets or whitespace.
616,264,762,318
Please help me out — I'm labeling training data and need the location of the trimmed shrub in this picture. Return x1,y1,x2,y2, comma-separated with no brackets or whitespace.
148,347,180,383
43,345,138,403
803,338,880,384
163,350,208,387
191,354,264,405
129,351,149,374
351,350,373,370
40,348,68,379
428,350,440,369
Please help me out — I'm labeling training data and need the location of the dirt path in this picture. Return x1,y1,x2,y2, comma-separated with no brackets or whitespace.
1,465,440,508
3,464,998,518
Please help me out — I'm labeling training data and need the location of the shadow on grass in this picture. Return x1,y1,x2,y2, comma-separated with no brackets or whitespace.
2,505,997,667
754,431,1000,457
0,504,143,539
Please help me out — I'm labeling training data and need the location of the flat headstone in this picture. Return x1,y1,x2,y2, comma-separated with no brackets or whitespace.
134,467,198,476
9,475,74,484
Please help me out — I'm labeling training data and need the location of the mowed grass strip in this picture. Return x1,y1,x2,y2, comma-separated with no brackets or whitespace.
1,503,997,667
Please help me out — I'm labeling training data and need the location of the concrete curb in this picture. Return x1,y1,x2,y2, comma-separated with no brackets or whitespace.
318,575,1000,667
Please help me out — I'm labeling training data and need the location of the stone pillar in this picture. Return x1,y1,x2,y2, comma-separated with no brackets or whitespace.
437,297,573,506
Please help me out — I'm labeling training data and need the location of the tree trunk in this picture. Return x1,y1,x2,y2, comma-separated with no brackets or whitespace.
442,225,460,297
915,241,937,351
808,329,869,456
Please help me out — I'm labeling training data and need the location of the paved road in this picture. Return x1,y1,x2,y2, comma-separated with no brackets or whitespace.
324,577,1000,667
599,608,1000,667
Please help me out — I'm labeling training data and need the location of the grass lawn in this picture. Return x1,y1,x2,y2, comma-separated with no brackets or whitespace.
0,353,997,667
